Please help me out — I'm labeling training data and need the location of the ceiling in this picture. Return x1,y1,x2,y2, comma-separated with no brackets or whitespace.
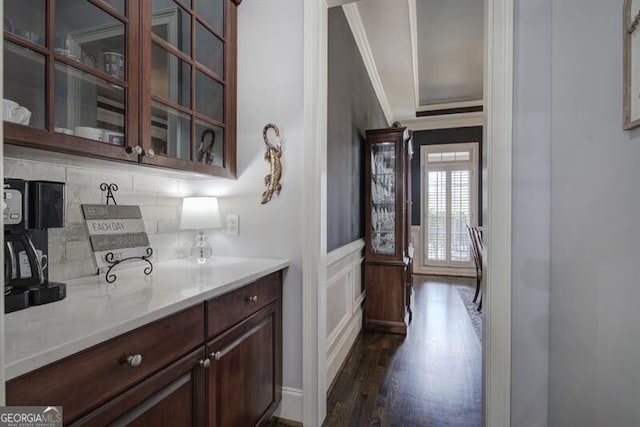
341,0,484,122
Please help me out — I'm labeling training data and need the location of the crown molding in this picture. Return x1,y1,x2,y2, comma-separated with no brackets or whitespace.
326,0,360,7
399,111,484,131
408,0,420,111
417,99,484,112
342,3,393,125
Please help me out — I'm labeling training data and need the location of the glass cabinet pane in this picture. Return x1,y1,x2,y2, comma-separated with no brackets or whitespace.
195,120,223,167
195,0,224,34
151,102,191,160
4,42,46,129
152,0,191,55
56,0,126,78
371,142,396,255
102,0,126,16
55,62,126,145
4,0,46,46
196,23,224,77
151,43,191,107
195,71,223,122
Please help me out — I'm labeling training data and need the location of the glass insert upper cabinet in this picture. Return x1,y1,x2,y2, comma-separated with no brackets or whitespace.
364,127,413,261
3,0,240,177
3,0,137,161
140,0,237,176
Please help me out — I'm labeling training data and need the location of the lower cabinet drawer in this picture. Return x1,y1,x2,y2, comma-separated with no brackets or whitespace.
71,347,207,427
6,304,205,424
207,271,281,339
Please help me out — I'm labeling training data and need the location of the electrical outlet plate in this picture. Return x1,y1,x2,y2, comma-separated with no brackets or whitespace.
226,214,239,236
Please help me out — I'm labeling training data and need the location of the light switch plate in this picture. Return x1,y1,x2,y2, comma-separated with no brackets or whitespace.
226,214,239,236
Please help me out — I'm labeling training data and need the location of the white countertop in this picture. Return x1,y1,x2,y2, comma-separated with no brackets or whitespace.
4,256,289,380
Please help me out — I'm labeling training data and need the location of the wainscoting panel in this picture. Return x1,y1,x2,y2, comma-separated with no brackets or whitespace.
326,239,365,390
411,226,475,277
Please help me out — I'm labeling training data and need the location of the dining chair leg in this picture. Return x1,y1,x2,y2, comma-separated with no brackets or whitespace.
473,275,481,303
477,292,482,312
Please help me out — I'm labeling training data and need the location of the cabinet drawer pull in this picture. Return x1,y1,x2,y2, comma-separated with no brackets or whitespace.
199,358,211,368
247,295,258,303
126,354,143,367
212,351,222,361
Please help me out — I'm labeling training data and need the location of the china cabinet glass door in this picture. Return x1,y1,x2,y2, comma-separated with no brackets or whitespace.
3,0,136,159
370,142,397,256
142,0,232,174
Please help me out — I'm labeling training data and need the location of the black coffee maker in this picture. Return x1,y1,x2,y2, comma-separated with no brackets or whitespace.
4,178,67,313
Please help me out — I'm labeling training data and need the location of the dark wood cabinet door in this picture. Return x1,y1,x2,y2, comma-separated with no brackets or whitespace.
72,347,208,427
139,0,238,177
3,0,140,162
206,302,282,427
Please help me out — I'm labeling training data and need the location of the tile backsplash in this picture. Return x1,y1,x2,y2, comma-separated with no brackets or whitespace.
4,157,199,281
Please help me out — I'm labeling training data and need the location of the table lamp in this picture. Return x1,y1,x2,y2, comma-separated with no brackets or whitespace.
180,197,222,263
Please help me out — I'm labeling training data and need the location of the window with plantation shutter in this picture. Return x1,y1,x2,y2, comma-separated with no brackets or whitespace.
421,143,478,269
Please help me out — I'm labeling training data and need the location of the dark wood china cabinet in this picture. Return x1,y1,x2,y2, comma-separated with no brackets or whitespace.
364,127,414,335
3,0,240,177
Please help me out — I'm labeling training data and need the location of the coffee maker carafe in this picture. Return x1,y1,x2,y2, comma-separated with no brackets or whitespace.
4,178,67,313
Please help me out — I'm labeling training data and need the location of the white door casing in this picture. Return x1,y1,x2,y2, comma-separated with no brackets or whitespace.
303,0,513,426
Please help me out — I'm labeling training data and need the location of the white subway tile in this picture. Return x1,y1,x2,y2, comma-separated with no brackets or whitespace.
156,195,183,207
4,158,66,182
49,224,88,242
116,190,157,206
157,219,180,233
65,185,104,204
140,206,179,221
66,241,92,262
66,167,133,192
48,241,66,264
144,220,158,234
66,204,86,225
133,175,179,194
49,259,97,282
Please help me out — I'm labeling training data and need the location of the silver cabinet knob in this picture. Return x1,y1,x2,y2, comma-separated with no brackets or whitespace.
126,145,143,155
144,148,155,158
212,351,222,361
247,295,258,303
126,354,143,367
199,358,211,369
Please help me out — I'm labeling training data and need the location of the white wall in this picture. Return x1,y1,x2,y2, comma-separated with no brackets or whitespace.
511,0,551,425
546,0,640,425
1,0,306,416
195,0,306,400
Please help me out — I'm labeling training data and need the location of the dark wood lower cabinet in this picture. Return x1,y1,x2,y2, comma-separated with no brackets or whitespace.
6,271,284,427
72,348,207,427
207,302,282,427
365,262,410,335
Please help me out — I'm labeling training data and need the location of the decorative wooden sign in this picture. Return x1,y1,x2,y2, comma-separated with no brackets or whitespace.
81,204,152,271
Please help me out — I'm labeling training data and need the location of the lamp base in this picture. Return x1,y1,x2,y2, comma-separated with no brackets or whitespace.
191,232,213,263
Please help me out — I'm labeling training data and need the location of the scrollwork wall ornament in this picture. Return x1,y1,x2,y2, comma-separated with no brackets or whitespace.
261,123,283,204
624,0,640,129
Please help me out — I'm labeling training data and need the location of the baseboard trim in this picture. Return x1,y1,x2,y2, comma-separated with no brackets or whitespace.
326,304,363,389
273,387,303,423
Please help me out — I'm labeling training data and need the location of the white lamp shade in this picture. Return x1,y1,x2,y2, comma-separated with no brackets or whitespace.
180,197,222,230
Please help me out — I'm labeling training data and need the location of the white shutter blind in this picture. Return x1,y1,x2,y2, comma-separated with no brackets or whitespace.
451,170,471,262
427,171,447,261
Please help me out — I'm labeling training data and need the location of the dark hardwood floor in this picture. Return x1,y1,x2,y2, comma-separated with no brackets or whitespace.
324,275,482,427
270,275,482,427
